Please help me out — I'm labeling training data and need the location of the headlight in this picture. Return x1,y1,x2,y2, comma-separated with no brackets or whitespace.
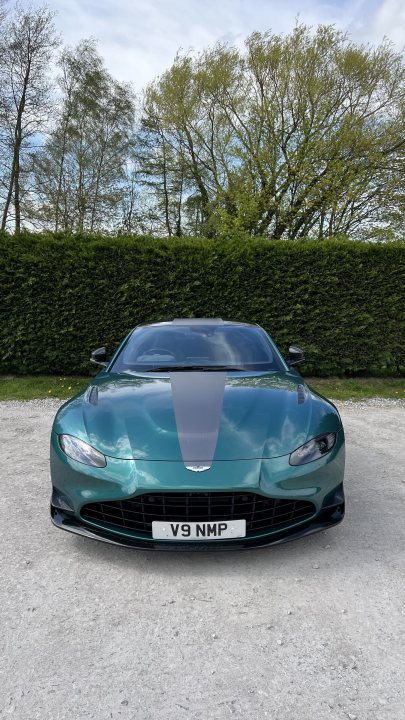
59,434,106,467
289,432,336,466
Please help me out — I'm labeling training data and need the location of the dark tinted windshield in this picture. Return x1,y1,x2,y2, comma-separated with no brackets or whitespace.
111,324,285,373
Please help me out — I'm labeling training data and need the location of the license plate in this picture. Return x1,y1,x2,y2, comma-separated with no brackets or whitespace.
152,519,246,540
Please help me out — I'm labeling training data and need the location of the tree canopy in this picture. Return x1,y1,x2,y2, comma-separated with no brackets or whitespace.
1,13,405,239
141,26,405,239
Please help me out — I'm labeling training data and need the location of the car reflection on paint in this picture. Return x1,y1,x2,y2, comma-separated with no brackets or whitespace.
50,318,345,549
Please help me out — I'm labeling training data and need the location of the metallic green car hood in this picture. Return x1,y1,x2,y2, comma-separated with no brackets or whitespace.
53,371,341,461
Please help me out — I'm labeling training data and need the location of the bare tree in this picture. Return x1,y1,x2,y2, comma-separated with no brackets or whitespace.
0,0,7,24
0,5,60,232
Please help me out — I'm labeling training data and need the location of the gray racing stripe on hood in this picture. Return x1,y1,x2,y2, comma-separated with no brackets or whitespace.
170,372,226,469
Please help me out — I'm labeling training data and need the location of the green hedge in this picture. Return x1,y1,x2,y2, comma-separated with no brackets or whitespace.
0,232,404,376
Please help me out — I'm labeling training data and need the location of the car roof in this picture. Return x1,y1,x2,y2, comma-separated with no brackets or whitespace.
138,318,258,329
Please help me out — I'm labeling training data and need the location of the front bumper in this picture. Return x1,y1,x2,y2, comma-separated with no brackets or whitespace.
51,488,344,550
50,428,345,550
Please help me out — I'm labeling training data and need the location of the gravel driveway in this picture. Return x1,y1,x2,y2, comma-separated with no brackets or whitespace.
0,399,404,720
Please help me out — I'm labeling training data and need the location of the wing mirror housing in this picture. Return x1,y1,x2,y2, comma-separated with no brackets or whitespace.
287,345,305,366
90,347,108,367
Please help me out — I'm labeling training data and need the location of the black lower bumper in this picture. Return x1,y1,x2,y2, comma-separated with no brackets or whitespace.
50,488,345,551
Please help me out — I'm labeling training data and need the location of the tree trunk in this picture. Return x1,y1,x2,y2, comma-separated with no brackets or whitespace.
1,59,31,232
1,158,16,230
162,138,172,236
54,112,71,231
14,130,22,233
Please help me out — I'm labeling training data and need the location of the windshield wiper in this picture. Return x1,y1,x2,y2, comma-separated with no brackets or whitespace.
145,365,245,372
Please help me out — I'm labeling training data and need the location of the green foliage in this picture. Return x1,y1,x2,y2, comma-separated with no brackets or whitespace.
140,25,405,239
0,232,404,376
31,39,136,233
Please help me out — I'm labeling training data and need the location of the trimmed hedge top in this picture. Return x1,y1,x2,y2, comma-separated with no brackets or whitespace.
0,232,404,376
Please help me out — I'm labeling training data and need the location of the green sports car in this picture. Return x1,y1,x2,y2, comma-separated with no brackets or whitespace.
50,319,345,549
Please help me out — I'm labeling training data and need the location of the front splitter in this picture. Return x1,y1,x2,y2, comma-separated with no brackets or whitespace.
51,502,344,551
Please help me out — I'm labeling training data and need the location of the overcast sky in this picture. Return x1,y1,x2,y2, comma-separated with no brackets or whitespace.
48,0,405,89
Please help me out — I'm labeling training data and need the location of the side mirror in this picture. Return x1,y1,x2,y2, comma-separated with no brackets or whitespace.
287,345,305,366
90,346,108,367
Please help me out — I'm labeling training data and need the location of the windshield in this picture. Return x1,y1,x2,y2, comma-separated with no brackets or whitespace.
110,324,286,373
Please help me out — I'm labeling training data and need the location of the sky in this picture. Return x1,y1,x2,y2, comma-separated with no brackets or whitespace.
42,0,405,89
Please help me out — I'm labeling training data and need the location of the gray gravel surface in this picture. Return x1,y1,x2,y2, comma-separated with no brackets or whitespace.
0,400,404,720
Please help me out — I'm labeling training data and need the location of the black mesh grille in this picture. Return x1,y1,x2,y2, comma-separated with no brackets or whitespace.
80,493,316,537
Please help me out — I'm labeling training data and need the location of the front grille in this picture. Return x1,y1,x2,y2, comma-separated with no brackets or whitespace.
80,492,316,537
